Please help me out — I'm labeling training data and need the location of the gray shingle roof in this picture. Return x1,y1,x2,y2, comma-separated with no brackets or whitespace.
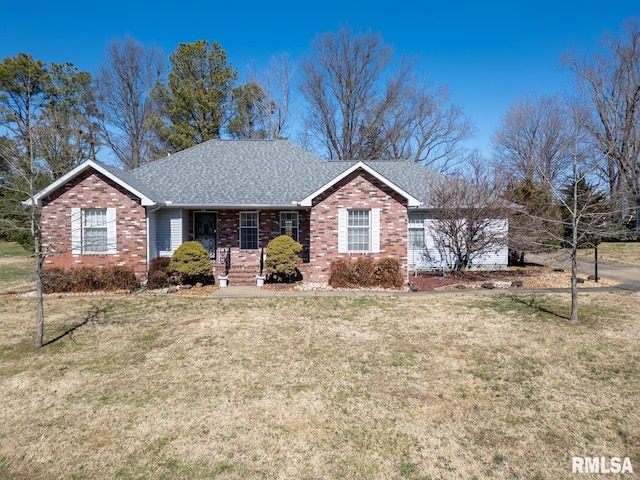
97,161,163,203
126,139,444,207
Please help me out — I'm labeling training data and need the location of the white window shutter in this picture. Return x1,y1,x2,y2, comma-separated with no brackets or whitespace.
338,208,347,253
106,208,117,253
371,208,381,253
71,208,81,254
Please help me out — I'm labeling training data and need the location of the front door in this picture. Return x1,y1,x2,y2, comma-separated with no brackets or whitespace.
194,212,217,258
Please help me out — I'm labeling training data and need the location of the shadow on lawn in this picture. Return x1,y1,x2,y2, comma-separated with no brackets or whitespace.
44,304,110,346
510,296,570,321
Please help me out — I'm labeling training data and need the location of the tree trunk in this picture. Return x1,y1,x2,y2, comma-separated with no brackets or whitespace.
569,246,579,323
34,226,45,348
569,177,579,323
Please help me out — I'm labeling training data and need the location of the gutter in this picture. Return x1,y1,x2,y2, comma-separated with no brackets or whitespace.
145,205,162,274
159,203,309,210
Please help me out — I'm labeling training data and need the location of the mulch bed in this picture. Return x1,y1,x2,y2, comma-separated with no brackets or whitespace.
409,265,541,291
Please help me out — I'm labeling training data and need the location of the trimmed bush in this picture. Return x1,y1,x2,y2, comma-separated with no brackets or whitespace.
329,256,403,289
146,257,171,289
97,266,139,291
149,256,171,274
375,258,403,288
42,266,139,293
265,235,303,282
168,241,214,285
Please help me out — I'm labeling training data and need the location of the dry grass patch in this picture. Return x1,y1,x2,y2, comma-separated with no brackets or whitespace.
0,293,638,479
577,241,640,266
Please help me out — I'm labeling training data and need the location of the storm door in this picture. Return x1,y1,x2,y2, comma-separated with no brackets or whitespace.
194,212,217,258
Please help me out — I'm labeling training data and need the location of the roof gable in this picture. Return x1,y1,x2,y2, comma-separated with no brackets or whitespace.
298,161,422,207
31,160,158,207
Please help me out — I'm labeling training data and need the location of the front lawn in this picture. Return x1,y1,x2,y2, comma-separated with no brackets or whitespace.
578,241,640,266
0,293,638,479
0,241,33,293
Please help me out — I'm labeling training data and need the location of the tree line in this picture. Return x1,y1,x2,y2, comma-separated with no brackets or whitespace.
1,21,639,327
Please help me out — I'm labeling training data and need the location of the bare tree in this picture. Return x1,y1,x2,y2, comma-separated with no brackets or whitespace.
0,58,47,347
0,53,100,347
427,153,510,271
97,37,164,169
299,26,472,169
245,53,294,140
541,114,618,322
228,82,272,139
502,103,623,323
564,19,640,223
383,84,474,172
493,95,571,191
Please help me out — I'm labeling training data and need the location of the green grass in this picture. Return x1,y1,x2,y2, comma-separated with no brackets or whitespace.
577,241,640,266
0,240,32,257
0,241,34,293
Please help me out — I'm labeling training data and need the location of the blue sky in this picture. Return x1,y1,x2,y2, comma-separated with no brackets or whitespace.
1,0,638,158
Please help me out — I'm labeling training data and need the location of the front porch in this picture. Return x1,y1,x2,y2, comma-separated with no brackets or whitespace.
149,207,311,285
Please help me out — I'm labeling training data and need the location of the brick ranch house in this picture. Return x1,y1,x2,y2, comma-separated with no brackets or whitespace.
32,139,508,285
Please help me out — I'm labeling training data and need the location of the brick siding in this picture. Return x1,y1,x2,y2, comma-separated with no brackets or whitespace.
186,210,310,284
307,170,408,282
40,167,408,286
40,169,148,278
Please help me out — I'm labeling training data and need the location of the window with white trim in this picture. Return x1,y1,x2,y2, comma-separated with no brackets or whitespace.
71,207,117,254
408,212,427,249
239,211,259,249
338,208,380,254
280,211,299,241
83,209,108,252
347,210,370,252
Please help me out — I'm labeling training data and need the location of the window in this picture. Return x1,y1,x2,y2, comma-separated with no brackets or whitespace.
240,211,259,249
408,212,427,249
347,210,370,252
83,209,108,252
338,208,379,254
408,212,428,266
280,212,299,241
71,207,117,254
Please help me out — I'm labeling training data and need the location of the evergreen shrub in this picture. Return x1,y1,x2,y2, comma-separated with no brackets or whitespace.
168,241,214,284
265,235,303,282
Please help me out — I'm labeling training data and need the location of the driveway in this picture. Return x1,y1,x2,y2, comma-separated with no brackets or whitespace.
527,251,640,292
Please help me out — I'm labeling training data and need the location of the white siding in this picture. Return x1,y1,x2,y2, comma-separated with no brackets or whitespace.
156,209,183,257
410,216,508,271
470,219,509,268
147,209,158,259
424,218,453,268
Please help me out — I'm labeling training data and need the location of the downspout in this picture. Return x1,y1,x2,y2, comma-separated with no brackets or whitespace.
146,205,161,277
